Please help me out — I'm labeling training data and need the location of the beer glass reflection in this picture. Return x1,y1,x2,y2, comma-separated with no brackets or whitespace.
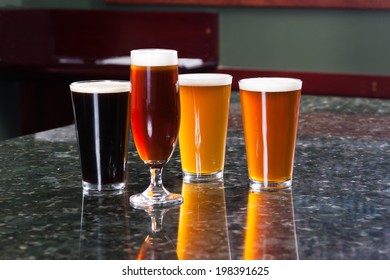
239,78,302,191
70,80,130,192
243,189,298,260
129,49,183,208
178,74,232,182
177,182,231,260
137,207,178,260
79,191,131,259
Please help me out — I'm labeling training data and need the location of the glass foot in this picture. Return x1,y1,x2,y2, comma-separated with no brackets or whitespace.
130,192,183,209
249,179,292,192
183,170,223,183
130,166,183,209
82,180,126,192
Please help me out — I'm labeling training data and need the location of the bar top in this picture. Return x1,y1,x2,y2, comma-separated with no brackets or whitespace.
0,93,389,260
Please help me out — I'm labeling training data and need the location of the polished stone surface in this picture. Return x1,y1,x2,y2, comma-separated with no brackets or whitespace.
0,93,389,260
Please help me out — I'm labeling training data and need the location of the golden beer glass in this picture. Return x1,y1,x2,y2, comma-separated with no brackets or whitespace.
178,73,232,182
239,78,302,190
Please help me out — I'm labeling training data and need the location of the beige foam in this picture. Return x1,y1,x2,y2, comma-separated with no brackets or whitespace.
179,73,232,87
239,77,302,92
130,49,178,66
70,80,130,94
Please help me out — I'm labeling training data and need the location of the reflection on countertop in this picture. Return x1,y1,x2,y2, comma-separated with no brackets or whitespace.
0,94,389,259
244,190,297,260
177,182,231,260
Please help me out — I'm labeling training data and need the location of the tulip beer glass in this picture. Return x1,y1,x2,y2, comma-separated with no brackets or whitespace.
239,77,302,191
129,49,183,207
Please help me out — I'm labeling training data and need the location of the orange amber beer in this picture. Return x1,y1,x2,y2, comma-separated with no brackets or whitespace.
179,73,232,182
239,78,302,190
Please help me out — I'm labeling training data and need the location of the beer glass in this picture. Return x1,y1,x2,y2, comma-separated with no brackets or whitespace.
70,80,130,192
239,77,302,190
129,49,183,207
178,73,232,182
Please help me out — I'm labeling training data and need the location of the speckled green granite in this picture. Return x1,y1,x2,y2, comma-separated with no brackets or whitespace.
0,94,389,259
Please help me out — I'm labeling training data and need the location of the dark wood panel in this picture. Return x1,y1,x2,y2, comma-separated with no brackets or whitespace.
0,9,219,66
20,80,74,135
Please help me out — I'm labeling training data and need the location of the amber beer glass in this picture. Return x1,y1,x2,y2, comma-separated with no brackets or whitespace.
70,80,130,192
129,49,183,207
239,78,302,190
178,73,232,182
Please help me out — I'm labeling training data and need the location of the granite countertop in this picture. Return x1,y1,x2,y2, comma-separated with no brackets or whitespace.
0,93,389,260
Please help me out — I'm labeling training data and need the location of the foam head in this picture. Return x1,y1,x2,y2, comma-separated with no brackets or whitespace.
130,49,178,67
238,77,302,92
70,80,131,94
179,73,233,87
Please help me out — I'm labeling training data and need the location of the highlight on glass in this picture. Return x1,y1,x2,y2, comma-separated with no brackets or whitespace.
129,49,183,208
239,77,302,191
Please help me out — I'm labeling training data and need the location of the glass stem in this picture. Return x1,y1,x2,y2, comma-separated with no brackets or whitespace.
149,210,164,233
150,167,163,188
142,167,171,202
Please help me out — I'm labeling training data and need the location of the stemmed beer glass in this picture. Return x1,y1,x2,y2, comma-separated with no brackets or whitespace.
129,49,183,208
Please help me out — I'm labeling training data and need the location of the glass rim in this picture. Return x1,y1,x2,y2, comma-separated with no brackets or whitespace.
130,48,178,67
238,77,302,92
69,80,131,94
179,73,232,86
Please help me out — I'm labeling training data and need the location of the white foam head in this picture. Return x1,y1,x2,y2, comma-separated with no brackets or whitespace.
179,73,232,86
130,49,178,67
70,80,130,94
238,77,302,92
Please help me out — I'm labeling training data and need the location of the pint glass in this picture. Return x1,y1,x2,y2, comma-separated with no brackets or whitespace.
70,80,130,192
178,73,232,182
239,77,302,190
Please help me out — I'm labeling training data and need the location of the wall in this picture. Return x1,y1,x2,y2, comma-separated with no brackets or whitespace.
220,7,390,75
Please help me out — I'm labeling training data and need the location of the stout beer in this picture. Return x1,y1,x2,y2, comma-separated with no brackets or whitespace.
70,80,130,191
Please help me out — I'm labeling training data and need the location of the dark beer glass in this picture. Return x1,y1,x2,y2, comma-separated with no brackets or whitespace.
129,49,183,208
70,80,131,192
